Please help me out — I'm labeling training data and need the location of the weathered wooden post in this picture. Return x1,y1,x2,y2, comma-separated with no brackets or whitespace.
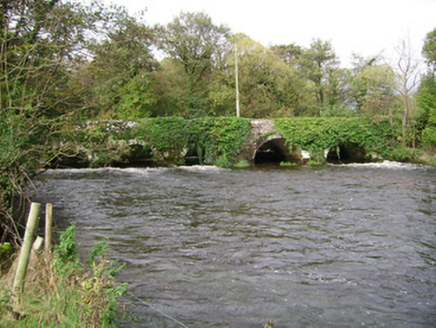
45,203,52,253
13,202,41,295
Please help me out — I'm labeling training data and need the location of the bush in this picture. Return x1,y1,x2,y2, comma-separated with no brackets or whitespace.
391,145,414,162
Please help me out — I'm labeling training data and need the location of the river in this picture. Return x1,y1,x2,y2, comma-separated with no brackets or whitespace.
32,162,436,327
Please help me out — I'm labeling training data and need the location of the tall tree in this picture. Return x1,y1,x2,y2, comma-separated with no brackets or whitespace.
423,28,436,71
270,43,303,66
0,0,101,240
297,39,342,115
349,59,398,117
211,34,303,118
417,28,436,149
394,35,421,145
0,0,93,117
157,12,230,117
76,5,157,119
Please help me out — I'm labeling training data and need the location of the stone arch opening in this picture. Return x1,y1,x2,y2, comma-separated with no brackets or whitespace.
185,146,202,165
326,142,368,163
254,138,299,164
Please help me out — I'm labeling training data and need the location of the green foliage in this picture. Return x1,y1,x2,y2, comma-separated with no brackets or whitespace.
135,117,251,166
307,160,323,166
56,121,135,167
230,36,302,118
115,77,157,120
349,63,398,116
192,117,251,166
296,39,341,114
87,238,126,277
78,5,157,120
391,145,414,162
0,242,11,253
136,117,189,165
279,161,298,166
82,239,127,325
423,28,436,70
274,117,395,161
137,117,188,152
422,107,436,149
0,0,139,240
416,72,436,150
157,12,230,116
0,223,127,327
53,222,80,275
61,117,407,167
0,0,94,118
0,112,37,215
87,238,110,266
320,106,356,118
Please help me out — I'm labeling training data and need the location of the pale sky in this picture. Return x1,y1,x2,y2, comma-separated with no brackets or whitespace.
100,0,436,67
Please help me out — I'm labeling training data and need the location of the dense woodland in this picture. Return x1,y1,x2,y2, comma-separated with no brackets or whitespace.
1,0,436,241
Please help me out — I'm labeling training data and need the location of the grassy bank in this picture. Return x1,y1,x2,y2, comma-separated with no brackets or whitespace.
0,223,127,327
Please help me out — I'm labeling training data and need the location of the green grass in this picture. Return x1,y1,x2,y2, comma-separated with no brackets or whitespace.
279,161,298,166
0,223,126,327
233,159,251,168
306,160,324,166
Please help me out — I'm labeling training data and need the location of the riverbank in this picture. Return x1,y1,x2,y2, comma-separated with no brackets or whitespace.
0,223,127,327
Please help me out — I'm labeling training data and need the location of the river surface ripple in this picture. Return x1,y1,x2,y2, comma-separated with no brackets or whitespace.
32,162,436,327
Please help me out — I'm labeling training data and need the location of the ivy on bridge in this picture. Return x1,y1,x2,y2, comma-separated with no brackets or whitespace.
54,117,407,168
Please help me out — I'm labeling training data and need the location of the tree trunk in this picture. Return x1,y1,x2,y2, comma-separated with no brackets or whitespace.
402,80,408,146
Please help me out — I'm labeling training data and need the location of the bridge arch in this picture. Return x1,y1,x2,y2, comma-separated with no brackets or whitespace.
325,142,368,163
244,120,307,164
254,137,301,164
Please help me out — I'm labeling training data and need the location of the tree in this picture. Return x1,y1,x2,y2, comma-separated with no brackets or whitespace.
0,0,103,241
157,12,230,117
416,74,436,148
295,39,346,115
76,5,157,119
0,0,153,241
212,35,303,118
417,28,436,149
423,28,436,71
270,43,303,66
0,0,94,118
350,60,398,117
151,58,193,117
394,35,421,145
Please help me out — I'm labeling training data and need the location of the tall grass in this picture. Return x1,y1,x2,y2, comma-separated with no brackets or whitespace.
0,223,127,327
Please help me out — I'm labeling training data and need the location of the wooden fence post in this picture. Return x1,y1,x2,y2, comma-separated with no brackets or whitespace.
13,202,41,295
45,203,53,253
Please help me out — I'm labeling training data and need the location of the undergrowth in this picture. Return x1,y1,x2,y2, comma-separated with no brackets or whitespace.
0,223,127,327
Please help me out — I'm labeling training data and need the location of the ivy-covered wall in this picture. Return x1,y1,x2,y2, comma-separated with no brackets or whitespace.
135,117,252,166
274,117,396,162
52,117,406,168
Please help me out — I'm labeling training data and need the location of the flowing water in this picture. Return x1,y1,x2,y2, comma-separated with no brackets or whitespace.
32,162,436,327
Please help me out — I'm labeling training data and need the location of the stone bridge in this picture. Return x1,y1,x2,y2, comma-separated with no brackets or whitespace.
72,117,388,167
243,119,371,164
